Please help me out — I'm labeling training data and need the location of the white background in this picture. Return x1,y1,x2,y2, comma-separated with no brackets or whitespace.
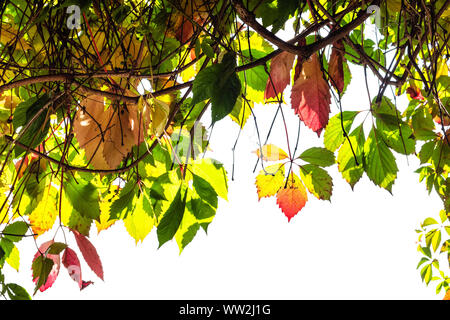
4,24,448,300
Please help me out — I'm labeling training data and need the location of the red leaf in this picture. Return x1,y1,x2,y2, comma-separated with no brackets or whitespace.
328,40,345,93
32,240,60,292
291,53,331,136
276,186,308,222
62,247,83,289
72,229,104,280
264,51,296,100
406,86,425,100
81,280,94,290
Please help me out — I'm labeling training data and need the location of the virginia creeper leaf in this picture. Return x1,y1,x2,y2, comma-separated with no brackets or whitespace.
192,52,241,123
299,164,333,201
328,40,345,93
364,127,398,192
64,176,101,221
72,229,104,280
13,94,51,157
32,240,60,294
324,111,359,152
157,185,188,248
255,164,285,199
291,53,331,135
123,191,155,244
62,247,83,289
337,124,365,189
264,51,295,100
2,221,28,242
298,147,335,167
254,144,289,161
276,172,308,222
5,283,31,300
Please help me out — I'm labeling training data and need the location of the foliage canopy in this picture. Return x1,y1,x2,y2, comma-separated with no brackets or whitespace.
0,0,449,299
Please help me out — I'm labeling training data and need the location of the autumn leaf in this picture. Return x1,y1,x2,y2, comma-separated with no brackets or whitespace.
72,229,104,281
328,40,345,93
291,53,331,136
264,51,296,100
31,240,60,293
73,95,149,170
28,185,58,237
255,164,285,200
406,86,425,100
254,144,289,161
62,247,83,289
444,289,450,300
276,172,308,221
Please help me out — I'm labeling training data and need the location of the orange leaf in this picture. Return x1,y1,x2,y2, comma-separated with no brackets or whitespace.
444,289,450,300
276,173,308,222
264,51,296,100
254,144,289,161
291,53,331,136
73,95,150,170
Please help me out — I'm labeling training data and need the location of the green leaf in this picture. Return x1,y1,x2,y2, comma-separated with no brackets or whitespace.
6,283,31,300
12,94,51,157
177,222,200,253
298,147,335,167
364,127,398,192
192,52,241,123
432,230,442,252
419,141,436,164
417,257,429,269
157,185,188,248
2,221,28,242
201,38,215,59
0,239,14,267
109,179,137,220
238,49,269,93
337,124,365,189
411,106,436,140
31,255,54,295
64,176,101,221
376,118,415,155
47,242,67,255
192,174,218,208
422,217,439,227
299,164,333,201
324,111,359,152
420,263,432,285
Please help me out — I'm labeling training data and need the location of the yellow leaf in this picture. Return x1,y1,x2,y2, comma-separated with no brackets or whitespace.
28,185,58,237
95,197,117,234
255,164,285,199
254,144,289,161
6,245,20,271
0,23,31,50
124,192,154,244
436,58,449,80
150,98,170,136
